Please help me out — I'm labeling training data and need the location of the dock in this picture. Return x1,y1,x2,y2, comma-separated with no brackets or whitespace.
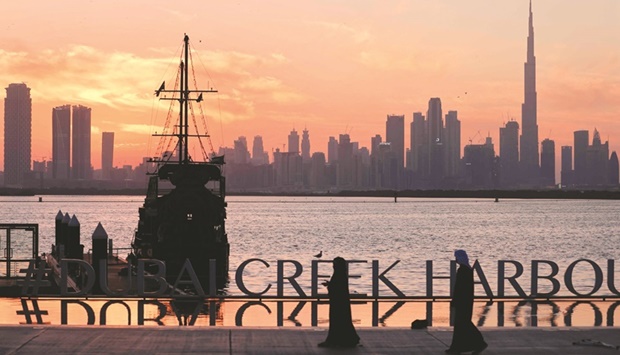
1,326,618,354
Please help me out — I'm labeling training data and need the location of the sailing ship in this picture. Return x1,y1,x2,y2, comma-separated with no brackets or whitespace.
131,34,229,289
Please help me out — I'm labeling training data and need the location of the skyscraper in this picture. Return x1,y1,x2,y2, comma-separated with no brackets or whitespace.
3,83,32,187
573,130,589,186
327,136,338,164
386,114,405,169
561,146,572,187
288,129,299,154
102,132,114,180
251,135,269,165
586,129,608,186
499,120,519,187
410,112,426,176
444,110,460,178
301,128,310,161
427,98,443,181
72,105,92,180
52,105,71,180
540,139,555,186
520,1,540,184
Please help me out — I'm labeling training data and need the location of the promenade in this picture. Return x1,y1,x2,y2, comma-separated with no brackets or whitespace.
1,326,619,354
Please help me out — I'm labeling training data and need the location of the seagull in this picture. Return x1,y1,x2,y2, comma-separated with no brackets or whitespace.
314,251,323,258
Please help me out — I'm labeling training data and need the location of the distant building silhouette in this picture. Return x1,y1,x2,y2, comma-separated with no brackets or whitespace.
463,137,496,188
288,129,299,154
301,128,310,161
410,112,426,178
444,110,461,179
561,146,573,187
540,138,555,186
337,134,353,188
72,105,92,180
102,132,114,180
586,129,608,186
520,1,540,185
499,120,519,187
573,130,589,186
610,152,619,187
52,104,71,180
386,114,405,170
251,135,269,165
427,98,444,184
327,136,338,164
233,136,250,164
4,83,32,187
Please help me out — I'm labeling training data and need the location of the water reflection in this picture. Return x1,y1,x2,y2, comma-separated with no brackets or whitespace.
3,298,619,327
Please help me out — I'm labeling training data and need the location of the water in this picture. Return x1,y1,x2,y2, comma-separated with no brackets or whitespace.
1,195,619,297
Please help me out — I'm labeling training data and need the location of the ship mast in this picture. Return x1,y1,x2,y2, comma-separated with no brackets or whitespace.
155,34,217,164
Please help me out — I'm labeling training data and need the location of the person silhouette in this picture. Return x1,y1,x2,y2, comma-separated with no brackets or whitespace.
446,250,488,354
318,256,360,348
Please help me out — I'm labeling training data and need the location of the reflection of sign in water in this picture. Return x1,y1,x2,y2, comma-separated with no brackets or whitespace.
25,258,620,298
10,298,620,328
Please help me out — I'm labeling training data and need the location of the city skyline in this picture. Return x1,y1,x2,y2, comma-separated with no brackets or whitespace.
0,1,618,171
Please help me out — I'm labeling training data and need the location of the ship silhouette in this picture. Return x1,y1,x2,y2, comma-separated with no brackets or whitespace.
131,34,229,291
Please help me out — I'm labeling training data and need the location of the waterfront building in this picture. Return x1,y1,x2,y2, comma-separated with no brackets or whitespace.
410,112,426,177
444,110,461,179
251,136,269,165
561,146,573,187
463,138,496,189
499,120,519,188
288,129,299,154
519,1,540,185
71,105,92,180
610,152,619,186
101,132,114,180
309,152,326,188
337,134,353,187
327,136,338,164
585,129,609,186
540,138,555,186
386,114,405,169
3,83,32,187
573,130,589,186
301,128,310,161
233,136,250,164
427,98,444,183
52,104,71,180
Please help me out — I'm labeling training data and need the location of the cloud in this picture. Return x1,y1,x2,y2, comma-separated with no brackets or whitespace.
306,21,372,44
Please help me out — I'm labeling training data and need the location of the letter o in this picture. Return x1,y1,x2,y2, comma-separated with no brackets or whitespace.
564,259,603,296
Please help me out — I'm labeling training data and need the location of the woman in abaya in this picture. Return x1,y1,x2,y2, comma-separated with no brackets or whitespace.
446,250,488,354
318,257,360,348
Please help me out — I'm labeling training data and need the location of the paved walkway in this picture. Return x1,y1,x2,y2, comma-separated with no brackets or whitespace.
1,326,619,354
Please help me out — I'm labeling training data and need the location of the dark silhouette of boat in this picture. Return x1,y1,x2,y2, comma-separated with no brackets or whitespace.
131,34,229,290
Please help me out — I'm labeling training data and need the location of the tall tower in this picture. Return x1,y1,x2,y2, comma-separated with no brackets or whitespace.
72,105,92,180
540,138,555,186
52,105,71,180
301,128,310,161
102,132,114,179
520,0,540,185
288,129,299,154
3,83,32,187
386,114,405,169
427,98,443,181
499,120,519,187
444,111,460,178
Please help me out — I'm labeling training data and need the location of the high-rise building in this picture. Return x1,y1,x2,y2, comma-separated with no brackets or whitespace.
585,129,608,186
499,120,519,187
444,110,460,178
288,129,299,154
370,135,382,156
327,136,338,164
52,105,71,180
386,114,405,169
301,128,310,161
540,138,555,186
71,105,92,180
3,83,32,187
410,112,426,176
610,152,619,186
573,130,589,185
251,135,269,165
337,134,353,187
427,98,444,181
233,136,250,164
561,146,573,187
519,1,540,185
102,132,114,180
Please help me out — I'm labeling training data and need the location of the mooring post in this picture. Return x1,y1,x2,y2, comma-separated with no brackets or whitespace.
60,212,71,259
54,210,63,257
92,223,108,294
67,215,80,275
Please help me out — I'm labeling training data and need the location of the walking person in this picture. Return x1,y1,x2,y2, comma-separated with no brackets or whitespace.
318,256,360,348
446,250,488,354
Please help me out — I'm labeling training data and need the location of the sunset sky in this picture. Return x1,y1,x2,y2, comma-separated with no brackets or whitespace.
1,1,618,171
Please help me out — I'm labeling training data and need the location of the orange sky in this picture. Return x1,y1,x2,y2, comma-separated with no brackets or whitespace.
1,1,618,171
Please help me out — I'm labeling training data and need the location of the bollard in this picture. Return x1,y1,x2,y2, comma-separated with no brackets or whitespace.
54,210,63,257
67,215,80,258
92,223,108,295
60,213,71,259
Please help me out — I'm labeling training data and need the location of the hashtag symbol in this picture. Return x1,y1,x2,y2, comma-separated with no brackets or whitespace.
17,260,51,296
17,299,49,324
